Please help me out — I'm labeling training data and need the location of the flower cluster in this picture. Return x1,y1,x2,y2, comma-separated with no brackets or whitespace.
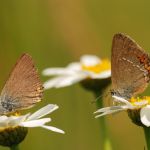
42,55,111,89
94,95,150,127
0,104,64,147
0,104,64,133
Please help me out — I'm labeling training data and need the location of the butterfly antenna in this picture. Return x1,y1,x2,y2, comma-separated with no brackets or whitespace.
91,94,103,104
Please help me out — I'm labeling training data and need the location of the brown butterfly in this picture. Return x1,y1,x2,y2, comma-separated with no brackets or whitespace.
111,33,150,100
0,53,43,114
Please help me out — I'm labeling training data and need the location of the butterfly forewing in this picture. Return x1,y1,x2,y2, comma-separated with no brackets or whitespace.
0,53,43,114
111,33,150,99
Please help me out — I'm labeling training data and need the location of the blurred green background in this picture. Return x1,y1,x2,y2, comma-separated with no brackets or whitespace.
0,0,150,150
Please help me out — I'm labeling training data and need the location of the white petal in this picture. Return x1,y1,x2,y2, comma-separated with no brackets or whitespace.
42,67,77,76
89,70,111,79
134,100,148,106
8,114,29,126
94,104,131,118
140,105,150,127
94,106,125,114
20,118,51,127
27,104,58,121
80,55,101,66
41,125,65,134
43,76,66,89
55,74,86,88
44,74,86,89
112,95,133,107
0,116,8,122
95,109,124,118
66,62,81,71
0,116,9,127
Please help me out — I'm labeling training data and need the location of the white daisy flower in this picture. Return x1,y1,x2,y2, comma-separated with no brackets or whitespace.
0,104,64,134
0,104,64,147
42,55,111,89
94,95,150,127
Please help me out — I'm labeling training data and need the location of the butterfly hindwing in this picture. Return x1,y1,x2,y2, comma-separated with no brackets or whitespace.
0,53,43,114
111,33,150,99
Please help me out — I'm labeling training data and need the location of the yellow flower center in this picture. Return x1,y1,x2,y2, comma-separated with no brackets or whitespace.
7,111,21,117
130,96,150,107
82,59,111,73
14,112,21,116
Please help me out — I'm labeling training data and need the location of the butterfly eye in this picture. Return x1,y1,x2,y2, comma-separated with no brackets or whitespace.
110,90,116,96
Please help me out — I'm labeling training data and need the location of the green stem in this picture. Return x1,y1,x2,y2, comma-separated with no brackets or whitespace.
144,127,150,150
94,91,112,150
10,145,19,150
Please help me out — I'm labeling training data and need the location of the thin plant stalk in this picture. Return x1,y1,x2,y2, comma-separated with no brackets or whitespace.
94,91,112,150
80,78,112,149
10,145,19,150
144,127,150,150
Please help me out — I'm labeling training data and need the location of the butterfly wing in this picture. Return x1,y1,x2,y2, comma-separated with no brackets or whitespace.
111,33,150,99
0,53,43,114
